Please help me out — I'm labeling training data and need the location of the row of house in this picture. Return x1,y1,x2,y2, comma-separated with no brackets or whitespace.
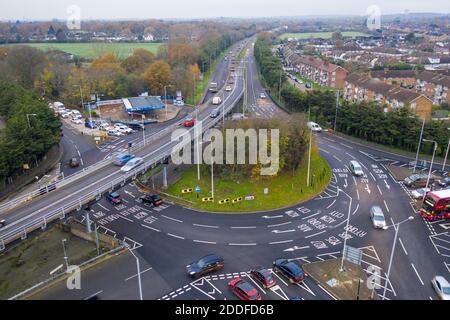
282,45,348,88
344,74,433,120
370,69,450,105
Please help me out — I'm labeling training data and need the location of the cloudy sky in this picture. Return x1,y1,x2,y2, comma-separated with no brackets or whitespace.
1,0,449,20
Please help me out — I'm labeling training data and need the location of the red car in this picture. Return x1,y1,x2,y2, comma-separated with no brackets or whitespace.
249,267,276,288
183,117,196,127
228,278,261,301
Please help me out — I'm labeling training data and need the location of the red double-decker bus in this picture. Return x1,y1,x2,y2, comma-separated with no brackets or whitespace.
419,189,450,221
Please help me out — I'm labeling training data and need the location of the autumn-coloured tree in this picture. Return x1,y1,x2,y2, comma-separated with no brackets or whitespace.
142,60,172,95
133,48,155,65
121,55,144,73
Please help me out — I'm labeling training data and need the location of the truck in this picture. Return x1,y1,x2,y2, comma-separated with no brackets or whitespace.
212,97,222,105
209,82,218,93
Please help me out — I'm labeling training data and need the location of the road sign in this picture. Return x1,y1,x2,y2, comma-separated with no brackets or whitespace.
195,186,201,193
245,196,255,201
343,245,363,266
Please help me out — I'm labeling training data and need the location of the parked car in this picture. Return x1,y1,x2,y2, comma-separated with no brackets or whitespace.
307,121,322,132
61,112,71,119
411,187,431,200
305,83,312,89
273,258,306,284
431,276,450,300
120,157,144,173
128,123,145,131
107,129,123,137
369,206,386,229
210,108,220,118
71,118,82,125
186,254,224,278
228,278,261,301
69,157,80,168
106,192,123,205
140,194,163,206
183,117,196,127
0,219,6,228
99,123,110,131
438,176,450,188
117,125,133,134
404,174,434,188
113,153,135,166
85,121,96,129
349,160,364,177
249,267,276,288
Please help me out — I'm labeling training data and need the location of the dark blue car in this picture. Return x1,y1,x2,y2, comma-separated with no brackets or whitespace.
85,121,96,129
113,153,135,166
186,254,224,278
273,258,306,284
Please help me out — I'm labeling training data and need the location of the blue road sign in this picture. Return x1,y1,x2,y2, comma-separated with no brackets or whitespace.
195,186,201,193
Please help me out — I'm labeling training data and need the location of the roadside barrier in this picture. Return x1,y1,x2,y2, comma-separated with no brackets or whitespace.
202,197,214,202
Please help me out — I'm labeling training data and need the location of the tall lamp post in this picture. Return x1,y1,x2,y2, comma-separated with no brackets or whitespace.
422,139,438,201
381,216,414,300
61,239,69,271
74,84,90,123
307,106,312,187
164,84,173,121
413,117,426,173
442,128,450,171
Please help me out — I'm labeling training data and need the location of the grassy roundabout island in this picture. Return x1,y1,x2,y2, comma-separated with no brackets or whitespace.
166,148,331,213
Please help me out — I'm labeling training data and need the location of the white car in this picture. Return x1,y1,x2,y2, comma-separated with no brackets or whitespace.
117,125,133,134
431,276,450,300
225,85,232,92
60,112,70,119
260,92,266,99
107,129,123,137
71,118,82,125
99,123,110,131
121,157,144,173
369,206,386,229
307,121,322,132
349,160,364,177
411,187,431,200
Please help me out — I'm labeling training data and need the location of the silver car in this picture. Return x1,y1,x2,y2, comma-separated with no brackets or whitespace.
431,276,450,300
370,206,386,229
411,187,431,200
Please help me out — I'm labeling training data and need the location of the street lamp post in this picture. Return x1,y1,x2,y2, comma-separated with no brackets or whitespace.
413,117,426,173
381,216,414,300
211,153,215,199
128,111,146,147
74,85,89,123
61,239,69,271
442,129,450,171
422,139,438,201
164,85,173,121
338,188,353,272
26,113,37,128
307,109,312,187
126,246,143,300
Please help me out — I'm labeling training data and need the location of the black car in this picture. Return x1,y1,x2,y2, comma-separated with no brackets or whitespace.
0,219,6,228
106,192,123,205
141,194,163,206
69,157,80,168
186,254,224,278
273,258,306,284
438,176,450,188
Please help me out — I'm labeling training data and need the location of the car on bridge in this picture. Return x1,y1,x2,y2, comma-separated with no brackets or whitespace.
186,254,224,278
113,153,135,166
273,258,306,284
183,117,196,127
140,194,163,206
69,157,80,168
249,267,276,288
225,85,232,92
106,192,123,205
370,206,387,229
120,157,144,173
228,278,261,301
0,219,6,228
210,108,220,118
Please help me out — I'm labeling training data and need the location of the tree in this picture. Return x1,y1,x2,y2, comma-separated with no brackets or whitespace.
4,46,47,89
142,60,172,95
121,55,144,73
332,31,343,41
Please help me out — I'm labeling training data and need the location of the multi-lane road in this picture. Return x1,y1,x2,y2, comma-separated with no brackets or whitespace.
2,38,449,301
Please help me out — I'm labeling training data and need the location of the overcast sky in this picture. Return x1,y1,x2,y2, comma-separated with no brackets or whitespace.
1,0,450,21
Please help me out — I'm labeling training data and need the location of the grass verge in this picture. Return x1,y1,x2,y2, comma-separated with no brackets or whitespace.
166,149,331,213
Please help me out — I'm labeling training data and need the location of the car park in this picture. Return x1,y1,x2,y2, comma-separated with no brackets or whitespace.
183,118,196,127
273,258,306,284
106,192,123,205
431,276,450,300
249,267,276,288
349,160,364,177
120,157,144,172
369,206,386,229
113,153,135,166
140,194,163,206
411,187,431,200
0,219,6,228
404,174,434,188
228,278,261,301
186,254,224,278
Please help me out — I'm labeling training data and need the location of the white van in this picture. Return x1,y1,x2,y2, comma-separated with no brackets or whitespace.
212,97,222,105
307,121,322,132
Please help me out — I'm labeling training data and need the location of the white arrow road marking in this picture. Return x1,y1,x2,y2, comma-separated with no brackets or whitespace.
343,179,348,188
271,229,296,234
283,246,310,252
269,285,289,300
205,278,222,295
365,184,371,194
384,180,391,190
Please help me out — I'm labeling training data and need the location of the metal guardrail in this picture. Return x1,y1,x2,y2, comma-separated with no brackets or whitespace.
0,76,245,250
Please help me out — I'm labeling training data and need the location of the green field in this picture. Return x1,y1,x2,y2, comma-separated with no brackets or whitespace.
279,32,371,40
166,149,331,213
3,42,162,59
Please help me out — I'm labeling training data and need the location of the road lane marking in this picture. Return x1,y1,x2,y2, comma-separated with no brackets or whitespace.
97,204,110,212
84,290,103,300
270,240,294,245
268,221,292,228
383,200,390,213
193,224,219,229
228,243,257,246
244,272,266,294
118,215,133,223
167,233,185,240
398,238,408,255
193,240,217,245
271,269,289,286
304,230,326,239
377,185,383,195
356,189,360,201
301,212,320,220
411,263,424,286
125,267,153,281
231,226,256,229
141,224,160,232
326,200,336,209
333,155,342,163
161,215,183,223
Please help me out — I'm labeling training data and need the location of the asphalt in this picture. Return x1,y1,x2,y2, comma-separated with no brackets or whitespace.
28,38,450,301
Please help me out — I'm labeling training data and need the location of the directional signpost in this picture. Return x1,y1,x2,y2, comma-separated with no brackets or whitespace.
195,186,201,198
343,245,363,266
